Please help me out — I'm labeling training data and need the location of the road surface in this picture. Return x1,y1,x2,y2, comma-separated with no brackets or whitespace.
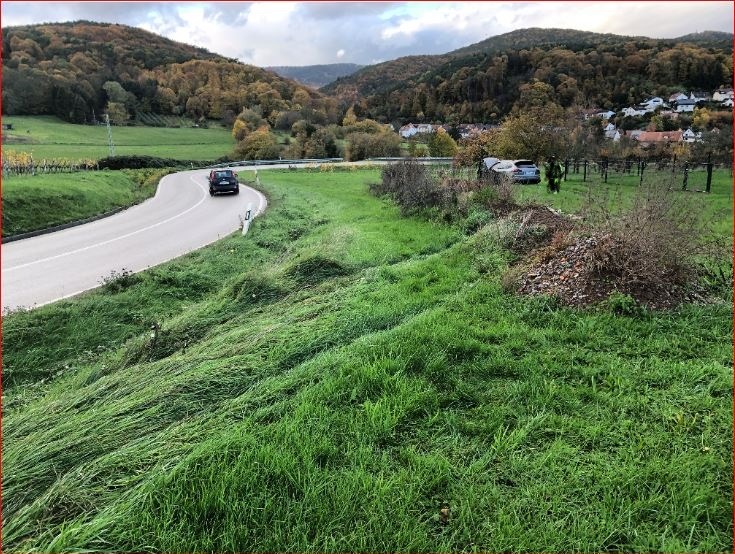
2,168,266,311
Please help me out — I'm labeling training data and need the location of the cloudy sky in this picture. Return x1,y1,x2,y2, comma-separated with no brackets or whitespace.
2,1,732,66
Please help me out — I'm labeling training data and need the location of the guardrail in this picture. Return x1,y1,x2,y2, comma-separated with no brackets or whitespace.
205,156,455,169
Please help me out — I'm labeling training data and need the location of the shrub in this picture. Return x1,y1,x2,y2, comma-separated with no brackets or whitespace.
583,181,703,295
99,268,141,293
600,291,645,316
345,131,400,161
370,160,439,215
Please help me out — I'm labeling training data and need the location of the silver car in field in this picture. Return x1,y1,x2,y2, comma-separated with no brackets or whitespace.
480,158,541,184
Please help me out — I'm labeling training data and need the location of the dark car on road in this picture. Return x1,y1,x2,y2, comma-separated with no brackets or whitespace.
208,169,240,196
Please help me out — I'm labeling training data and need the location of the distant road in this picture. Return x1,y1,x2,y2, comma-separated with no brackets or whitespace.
1,167,266,311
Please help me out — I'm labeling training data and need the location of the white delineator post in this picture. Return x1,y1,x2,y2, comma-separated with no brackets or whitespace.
242,202,254,235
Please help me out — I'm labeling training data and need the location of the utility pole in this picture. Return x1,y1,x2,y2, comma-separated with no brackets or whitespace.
105,113,116,157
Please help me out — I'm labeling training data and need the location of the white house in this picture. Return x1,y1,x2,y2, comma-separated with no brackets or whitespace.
682,128,703,143
675,99,697,113
622,106,646,117
415,123,434,134
713,88,734,102
722,98,734,108
690,91,710,103
669,92,688,103
596,110,616,120
399,124,418,138
642,97,664,111
604,122,616,132
605,129,621,141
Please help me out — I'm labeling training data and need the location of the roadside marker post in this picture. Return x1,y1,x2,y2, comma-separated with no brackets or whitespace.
242,202,254,235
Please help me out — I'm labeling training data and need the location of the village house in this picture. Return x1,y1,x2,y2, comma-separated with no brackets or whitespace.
641,97,665,111
596,110,616,120
712,88,734,102
399,123,418,138
722,98,734,108
605,128,621,141
669,92,688,103
690,91,711,103
675,99,697,113
628,130,683,146
622,106,646,117
682,128,703,143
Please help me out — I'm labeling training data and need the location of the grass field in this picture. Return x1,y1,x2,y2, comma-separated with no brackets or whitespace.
2,168,732,551
2,116,235,161
1,169,168,237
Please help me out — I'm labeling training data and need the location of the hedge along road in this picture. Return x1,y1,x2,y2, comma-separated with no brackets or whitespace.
1,166,269,312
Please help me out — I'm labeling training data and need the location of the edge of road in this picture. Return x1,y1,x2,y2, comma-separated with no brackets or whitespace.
12,179,267,310
2,206,128,244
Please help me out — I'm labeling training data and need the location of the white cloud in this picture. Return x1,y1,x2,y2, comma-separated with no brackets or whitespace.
1,1,732,65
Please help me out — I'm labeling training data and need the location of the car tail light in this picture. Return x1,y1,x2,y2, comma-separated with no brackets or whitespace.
513,168,522,174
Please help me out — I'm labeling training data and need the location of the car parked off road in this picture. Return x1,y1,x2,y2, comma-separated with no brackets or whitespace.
208,169,240,196
479,157,541,184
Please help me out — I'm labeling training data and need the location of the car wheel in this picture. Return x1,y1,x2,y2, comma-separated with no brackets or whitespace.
209,189,214,196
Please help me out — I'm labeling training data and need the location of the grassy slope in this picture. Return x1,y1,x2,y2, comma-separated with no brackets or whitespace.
2,116,234,160
1,169,167,237
2,169,732,552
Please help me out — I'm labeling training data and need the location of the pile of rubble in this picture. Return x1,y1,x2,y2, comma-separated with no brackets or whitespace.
495,203,705,310
513,233,702,310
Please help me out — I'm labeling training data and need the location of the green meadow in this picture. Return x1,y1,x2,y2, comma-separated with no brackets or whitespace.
2,168,732,551
2,116,235,161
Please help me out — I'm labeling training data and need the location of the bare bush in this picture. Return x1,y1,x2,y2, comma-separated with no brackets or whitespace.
583,181,704,295
370,160,440,215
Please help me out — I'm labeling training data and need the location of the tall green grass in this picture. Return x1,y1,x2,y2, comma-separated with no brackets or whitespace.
2,169,732,551
1,169,169,237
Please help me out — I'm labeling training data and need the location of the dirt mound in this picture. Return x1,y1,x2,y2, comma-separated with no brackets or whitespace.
508,204,577,255
513,234,702,310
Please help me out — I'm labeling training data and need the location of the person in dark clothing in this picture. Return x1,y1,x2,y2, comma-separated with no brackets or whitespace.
545,155,563,193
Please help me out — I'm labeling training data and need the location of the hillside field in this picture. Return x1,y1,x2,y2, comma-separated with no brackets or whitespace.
1,116,235,161
1,169,170,237
2,167,732,551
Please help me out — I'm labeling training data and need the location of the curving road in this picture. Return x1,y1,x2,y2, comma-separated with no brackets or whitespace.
1,168,267,312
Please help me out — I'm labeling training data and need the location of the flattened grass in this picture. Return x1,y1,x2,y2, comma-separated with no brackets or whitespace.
2,169,732,552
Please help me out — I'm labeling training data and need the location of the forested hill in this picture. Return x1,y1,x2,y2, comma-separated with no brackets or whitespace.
322,28,733,123
266,63,364,89
1,21,332,125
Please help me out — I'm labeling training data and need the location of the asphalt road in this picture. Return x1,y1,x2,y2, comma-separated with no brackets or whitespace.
1,168,267,312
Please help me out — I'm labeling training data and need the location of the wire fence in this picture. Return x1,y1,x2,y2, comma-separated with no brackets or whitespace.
560,156,731,193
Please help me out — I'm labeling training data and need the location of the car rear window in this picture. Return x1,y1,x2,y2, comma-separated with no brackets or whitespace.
215,171,233,178
515,160,536,167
